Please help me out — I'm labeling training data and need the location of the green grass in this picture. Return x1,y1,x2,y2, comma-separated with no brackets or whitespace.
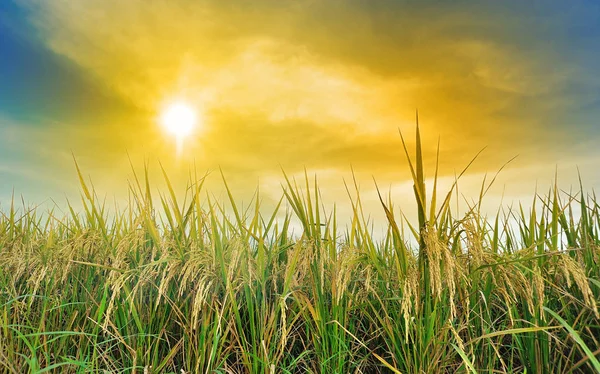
1,126,599,373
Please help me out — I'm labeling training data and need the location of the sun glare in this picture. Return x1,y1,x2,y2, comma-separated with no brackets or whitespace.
161,102,197,138
160,102,198,157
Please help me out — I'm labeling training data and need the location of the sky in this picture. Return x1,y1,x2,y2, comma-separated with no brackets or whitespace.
1,0,600,227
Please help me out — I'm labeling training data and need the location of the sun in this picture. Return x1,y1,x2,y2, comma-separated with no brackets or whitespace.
161,102,197,138
160,101,199,157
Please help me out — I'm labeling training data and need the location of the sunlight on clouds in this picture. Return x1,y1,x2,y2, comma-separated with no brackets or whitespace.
173,40,418,134
12,0,600,215
23,1,565,135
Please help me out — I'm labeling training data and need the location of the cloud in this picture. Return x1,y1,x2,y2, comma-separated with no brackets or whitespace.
6,0,600,210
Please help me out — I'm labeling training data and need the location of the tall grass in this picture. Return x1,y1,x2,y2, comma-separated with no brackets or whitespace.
1,126,599,373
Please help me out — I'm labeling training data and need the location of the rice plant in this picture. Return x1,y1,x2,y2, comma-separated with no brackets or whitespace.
1,126,599,373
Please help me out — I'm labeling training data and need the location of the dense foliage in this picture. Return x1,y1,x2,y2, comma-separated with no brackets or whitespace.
1,129,599,373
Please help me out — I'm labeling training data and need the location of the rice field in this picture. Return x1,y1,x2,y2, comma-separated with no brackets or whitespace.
1,128,599,373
